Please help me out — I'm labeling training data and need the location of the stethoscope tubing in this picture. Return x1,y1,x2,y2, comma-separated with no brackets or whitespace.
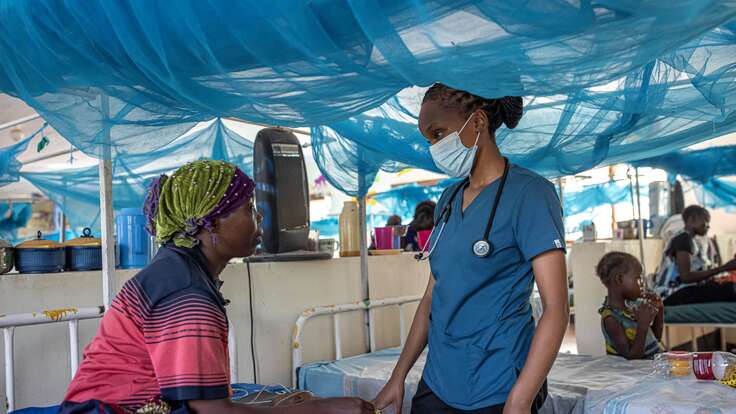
415,158,509,261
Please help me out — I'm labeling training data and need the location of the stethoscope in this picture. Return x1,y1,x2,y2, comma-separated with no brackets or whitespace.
415,158,510,260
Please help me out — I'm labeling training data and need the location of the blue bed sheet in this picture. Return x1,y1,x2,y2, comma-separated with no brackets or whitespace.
9,407,59,414
665,302,736,324
8,383,289,414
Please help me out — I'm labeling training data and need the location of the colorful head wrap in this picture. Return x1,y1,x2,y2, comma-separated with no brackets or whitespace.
144,160,256,248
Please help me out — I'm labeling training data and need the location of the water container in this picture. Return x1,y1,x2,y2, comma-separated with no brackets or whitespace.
339,201,360,257
116,208,150,269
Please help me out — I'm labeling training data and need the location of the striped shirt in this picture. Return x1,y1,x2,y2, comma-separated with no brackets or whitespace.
62,245,230,412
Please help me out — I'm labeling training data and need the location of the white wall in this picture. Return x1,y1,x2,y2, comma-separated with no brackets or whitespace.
0,254,429,412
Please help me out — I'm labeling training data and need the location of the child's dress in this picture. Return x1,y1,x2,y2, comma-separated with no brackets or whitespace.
599,300,663,359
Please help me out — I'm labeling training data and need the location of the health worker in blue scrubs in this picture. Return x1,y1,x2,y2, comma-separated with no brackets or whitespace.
374,84,569,414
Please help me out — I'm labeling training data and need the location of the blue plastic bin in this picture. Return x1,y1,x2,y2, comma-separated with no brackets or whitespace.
116,208,150,269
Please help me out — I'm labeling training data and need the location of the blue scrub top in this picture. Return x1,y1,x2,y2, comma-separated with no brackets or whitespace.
423,165,565,410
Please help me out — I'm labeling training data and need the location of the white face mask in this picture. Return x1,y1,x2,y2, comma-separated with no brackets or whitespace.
429,113,480,178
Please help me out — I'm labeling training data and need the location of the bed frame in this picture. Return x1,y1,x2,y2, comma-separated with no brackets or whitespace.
291,295,421,388
0,307,239,412
664,323,734,351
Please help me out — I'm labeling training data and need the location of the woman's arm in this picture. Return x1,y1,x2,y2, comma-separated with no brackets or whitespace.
505,250,568,414
373,275,435,414
676,252,736,284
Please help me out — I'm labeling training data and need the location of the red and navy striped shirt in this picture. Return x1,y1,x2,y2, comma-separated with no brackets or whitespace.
62,245,230,411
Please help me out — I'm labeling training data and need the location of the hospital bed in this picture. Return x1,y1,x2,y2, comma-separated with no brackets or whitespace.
1,307,240,413
664,302,736,351
293,297,736,414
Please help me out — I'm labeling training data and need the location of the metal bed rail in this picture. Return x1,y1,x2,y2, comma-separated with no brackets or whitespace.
0,307,104,412
291,295,421,388
0,306,240,412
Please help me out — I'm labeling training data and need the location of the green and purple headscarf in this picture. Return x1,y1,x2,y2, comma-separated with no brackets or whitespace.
144,160,255,248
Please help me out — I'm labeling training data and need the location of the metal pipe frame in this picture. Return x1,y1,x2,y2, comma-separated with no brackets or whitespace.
1,306,240,411
1,307,104,412
291,295,421,388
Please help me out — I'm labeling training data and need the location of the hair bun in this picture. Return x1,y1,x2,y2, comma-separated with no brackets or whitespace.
500,96,523,129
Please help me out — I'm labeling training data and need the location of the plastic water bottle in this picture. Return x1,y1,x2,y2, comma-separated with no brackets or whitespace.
653,352,736,386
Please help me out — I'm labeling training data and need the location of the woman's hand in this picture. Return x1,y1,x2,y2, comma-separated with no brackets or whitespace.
373,377,405,414
723,258,736,272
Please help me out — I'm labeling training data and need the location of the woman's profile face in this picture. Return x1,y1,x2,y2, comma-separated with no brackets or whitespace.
214,198,263,258
418,99,486,150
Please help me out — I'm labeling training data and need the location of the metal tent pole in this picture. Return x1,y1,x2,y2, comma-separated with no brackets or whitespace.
0,114,41,132
609,166,617,236
635,168,647,281
357,168,371,352
59,179,67,243
59,211,66,243
358,195,369,299
99,95,116,309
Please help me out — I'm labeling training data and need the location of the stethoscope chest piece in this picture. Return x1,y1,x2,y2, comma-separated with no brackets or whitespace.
473,239,492,258
415,157,510,262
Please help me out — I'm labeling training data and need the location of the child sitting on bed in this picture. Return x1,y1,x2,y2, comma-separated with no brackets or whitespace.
596,252,664,359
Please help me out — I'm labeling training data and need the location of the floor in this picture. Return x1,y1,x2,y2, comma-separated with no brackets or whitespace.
560,324,578,354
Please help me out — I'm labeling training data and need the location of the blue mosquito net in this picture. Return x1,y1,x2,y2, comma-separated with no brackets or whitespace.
632,145,736,182
370,181,449,223
698,179,736,209
1,0,735,161
339,179,638,232
20,120,253,234
0,136,32,187
311,21,736,196
0,202,32,242
562,181,634,217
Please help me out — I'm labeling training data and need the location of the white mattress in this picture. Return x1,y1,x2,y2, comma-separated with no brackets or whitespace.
298,350,736,414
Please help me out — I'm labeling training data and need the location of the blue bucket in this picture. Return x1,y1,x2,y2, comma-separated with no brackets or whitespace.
116,208,150,269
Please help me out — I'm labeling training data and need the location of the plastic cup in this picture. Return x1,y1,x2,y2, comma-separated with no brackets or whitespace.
417,229,432,251
374,227,394,250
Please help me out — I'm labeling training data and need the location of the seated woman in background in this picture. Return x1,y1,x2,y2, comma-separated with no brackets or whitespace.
656,205,736,306
596,252,664,359
60,160,373,414
403,200,435,251
385,214,402,227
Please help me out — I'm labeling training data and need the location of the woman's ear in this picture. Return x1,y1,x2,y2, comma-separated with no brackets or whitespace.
614,273,625,286
210,219,220,234
474,110,488,134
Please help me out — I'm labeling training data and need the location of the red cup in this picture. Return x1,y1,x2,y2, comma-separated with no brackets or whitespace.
417,229,432,251
374,227,395,250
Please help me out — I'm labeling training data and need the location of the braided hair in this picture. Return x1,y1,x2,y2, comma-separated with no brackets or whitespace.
422,83,523,134
596,252,640,285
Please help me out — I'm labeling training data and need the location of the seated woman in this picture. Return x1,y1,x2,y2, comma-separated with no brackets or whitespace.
596,252,663,359
656,205,736,306
60,160,373,414
403,200,435,251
